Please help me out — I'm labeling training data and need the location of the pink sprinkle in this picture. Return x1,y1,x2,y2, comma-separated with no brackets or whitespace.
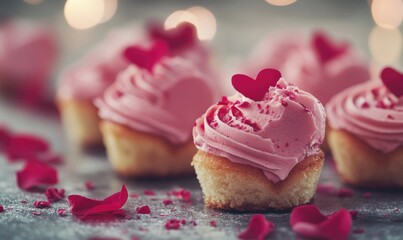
218,96,229,105
85,181,94,191
360,102,370,109
238,102,250,108
281,99,288,107
165,219,181,230
130,193,139,198
338,188,354,198
136,205,151,214
163,199,173,205
57,208,67,216
210,221,217,227
0,206,4,213
34,201,50,208
144,190,155,196
32,211,42,216
387,115,394,120
363,192,372,198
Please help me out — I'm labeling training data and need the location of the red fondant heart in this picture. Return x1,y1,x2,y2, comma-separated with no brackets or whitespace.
381,67,403,97
231,69,281,101
312,31,348,64
123,40,168,72
148,21,197,51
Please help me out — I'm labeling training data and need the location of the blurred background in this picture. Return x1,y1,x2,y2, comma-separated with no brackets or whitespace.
0,0,402,100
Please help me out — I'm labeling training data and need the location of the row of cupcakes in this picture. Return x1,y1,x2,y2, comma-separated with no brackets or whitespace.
56,21,403,212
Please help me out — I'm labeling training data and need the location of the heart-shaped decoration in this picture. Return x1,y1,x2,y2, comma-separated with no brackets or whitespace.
381,67,403,98
148,21,197,51
231,69,281,101
312,31,348,64
123,40,168,72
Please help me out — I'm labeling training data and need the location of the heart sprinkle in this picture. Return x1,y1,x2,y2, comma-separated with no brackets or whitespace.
380,67,403,98
123,40,168,72
231,69,281,101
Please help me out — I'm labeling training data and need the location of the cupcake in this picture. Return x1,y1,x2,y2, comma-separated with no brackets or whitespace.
0,20,58,104
57,22,219,148
244,31,370,106
326,67,403,188
95,42,215,177
192,68,326,211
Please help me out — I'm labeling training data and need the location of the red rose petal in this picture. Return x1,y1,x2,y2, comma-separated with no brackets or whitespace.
380,67,403,98
5,134,49,161
0,126,11,150
165,219,181,230
168,189,191,202
144,190,155,196
45,187,65,202
210,221,217,227
32,211,42,216
16,160,58,191
34,201,50,208
123,40,168,72
57,208,67,216
231,69,281,101
130,193,139,198
148,22,197,52
238,214,275,240
312,31,348,64
163,199,173,205
338,188,354,198
136,205,151,214
290,205,352,240
67,185,128,217
0,205,4,213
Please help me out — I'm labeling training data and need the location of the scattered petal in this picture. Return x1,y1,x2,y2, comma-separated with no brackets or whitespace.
68,185,128,217
290,205,352,240
130,193,139,198
338,188,354,198
0,205,4,213
32,211,42,216
168,189,191,202
6,134,49,161
34,201,50,208
57,208,67,216
144,190,155,196
45,188,65,202
165,219,181,230
210,221,217,227
162,199,173,205
16,160,58,191
136,205,151,214
238,214,275,240
363,192,372,198
0,126,11,150
350,210,358,219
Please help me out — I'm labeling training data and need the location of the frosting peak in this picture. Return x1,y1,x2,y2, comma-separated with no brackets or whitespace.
193,78,326,183
96,57,215,144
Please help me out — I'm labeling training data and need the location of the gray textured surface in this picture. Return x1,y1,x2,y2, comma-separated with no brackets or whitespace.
1,102,403,240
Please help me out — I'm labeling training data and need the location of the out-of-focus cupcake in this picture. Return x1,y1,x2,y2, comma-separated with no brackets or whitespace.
57,22,220,148
0,20,58,104
244,31,370,150
192,69,326,211
95,42,216,177
327,67,403,188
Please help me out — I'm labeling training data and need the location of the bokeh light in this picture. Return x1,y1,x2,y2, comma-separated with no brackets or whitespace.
165,7,217,40
371,0,403,29
23,0,43,5
369,26,402,64
100,0,118,24
265,0,297,6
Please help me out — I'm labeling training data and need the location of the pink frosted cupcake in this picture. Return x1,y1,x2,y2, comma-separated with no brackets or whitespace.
327,67,403,188
0,20,58,104
57,22,219,148
244,31,370,106
192,69,326,211
95,42,216,177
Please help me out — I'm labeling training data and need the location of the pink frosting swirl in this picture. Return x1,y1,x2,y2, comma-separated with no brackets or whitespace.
326,81,403,153
193,78,326,183
96,57,215,144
